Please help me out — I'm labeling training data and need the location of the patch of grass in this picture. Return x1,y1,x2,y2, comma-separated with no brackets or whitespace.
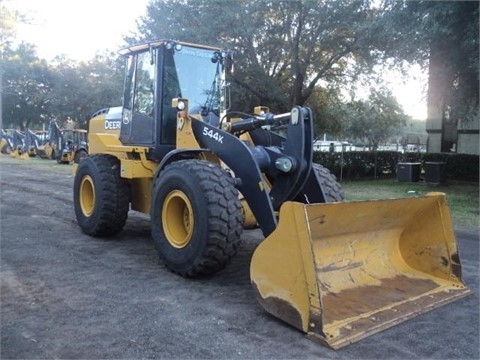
341,179,479,229
0,154,73,175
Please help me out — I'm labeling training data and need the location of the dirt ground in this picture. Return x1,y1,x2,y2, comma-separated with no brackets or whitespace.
1,155,478,360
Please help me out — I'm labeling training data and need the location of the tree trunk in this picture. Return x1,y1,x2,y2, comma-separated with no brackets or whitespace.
426,39,456,153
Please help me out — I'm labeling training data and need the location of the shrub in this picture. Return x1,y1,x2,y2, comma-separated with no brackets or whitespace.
313,151,479,181
422,153,479,182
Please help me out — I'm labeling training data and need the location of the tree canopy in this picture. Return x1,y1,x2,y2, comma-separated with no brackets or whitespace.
1,44,124,130
136,0,392,112
342,88,408,149
382,0,479,125
134,0,477,147
2,43,51,129
133,0,416,143
1,0,477,150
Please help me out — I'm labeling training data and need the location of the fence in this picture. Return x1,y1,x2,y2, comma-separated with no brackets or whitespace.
314,145,434,181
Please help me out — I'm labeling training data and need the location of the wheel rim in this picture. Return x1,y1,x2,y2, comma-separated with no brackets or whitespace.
79,175,95,217
162,190,194,248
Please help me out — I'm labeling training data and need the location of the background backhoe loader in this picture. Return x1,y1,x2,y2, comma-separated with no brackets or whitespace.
37,120,62,160
0,129,13,154
10,130,29,160
73,40,470,349
37,120,88,163
23,129,44,157
57,128,88,164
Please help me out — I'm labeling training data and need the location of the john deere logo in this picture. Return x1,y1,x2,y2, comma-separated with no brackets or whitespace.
105,120,121,130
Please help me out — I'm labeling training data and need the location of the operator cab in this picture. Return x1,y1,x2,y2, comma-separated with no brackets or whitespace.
118,40,230,160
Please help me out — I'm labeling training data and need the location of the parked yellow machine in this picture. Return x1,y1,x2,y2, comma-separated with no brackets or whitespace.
37,120,89,163
37,120,62,160
56,128,88,164
0,129,13,154
0,138,8,154
73,40,470,349
9,130,30,160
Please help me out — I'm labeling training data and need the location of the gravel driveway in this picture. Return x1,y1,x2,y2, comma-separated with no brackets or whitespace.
1,156,478,359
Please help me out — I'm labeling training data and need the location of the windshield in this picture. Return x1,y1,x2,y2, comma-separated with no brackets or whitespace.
164,45,221,115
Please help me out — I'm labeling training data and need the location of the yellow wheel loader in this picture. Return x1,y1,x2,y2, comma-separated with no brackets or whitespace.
73,40,470,349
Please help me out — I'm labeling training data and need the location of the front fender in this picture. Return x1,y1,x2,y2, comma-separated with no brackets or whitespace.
154,148,209,182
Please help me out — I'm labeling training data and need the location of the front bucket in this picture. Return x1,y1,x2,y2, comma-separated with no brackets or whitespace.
10,150,30,160
250,193,471,349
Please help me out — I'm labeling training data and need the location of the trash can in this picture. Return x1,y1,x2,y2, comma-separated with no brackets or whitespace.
397,162,421,182
425,162,447,186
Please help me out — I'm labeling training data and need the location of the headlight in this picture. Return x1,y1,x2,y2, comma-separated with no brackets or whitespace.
177,100,186,111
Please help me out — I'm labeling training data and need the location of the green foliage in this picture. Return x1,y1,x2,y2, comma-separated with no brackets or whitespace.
314,150,395,179
0,4,24,52
314,150,479,181
341,88,409,149
2,45,124,130
135,0,478,138
48,53,124,128
305,86,345,137
2,0,477,148
2,43,52,129
421,153,479,183
399,152,480,182
136,0,390,112
382,0,479,126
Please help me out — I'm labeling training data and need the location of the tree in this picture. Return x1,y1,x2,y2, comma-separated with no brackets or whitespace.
423,1,478,151
0,3,26,129
305,86,345,138
74,53,124,127
381,1,479,151
2,47,124,130
2,43,53,130
47,53,124,128
342,88,409,149
1,3,124,131
0,4,20,50
136,0,390,112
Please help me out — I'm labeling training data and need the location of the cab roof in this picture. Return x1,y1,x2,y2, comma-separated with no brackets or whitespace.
118,39,220,56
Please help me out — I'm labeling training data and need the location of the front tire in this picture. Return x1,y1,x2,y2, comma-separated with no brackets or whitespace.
73,154,130,237
151,160,243,277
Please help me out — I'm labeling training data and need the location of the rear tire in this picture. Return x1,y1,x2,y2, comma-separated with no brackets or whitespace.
313,163,344,202
74,149,88,163
151,159,243,277
73,154,130,237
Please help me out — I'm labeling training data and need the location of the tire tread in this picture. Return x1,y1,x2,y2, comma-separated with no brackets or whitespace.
153,160,243,277
74,154,130,237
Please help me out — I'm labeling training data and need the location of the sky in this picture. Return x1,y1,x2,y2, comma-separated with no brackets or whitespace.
356,64,428,120
6,0,427,120
378,65,428,120
7,0,150,60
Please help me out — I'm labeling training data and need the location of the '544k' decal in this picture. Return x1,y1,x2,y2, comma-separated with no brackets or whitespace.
203,127,224,143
